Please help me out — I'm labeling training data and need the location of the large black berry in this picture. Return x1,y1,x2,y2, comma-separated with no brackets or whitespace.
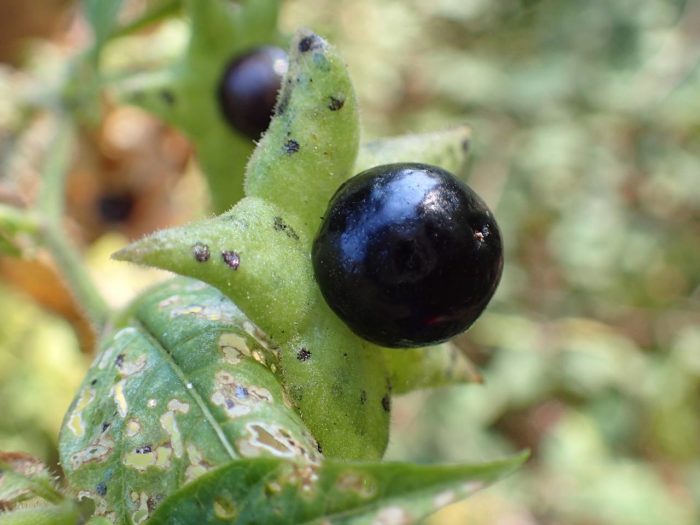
312,163,503,348
217,46,288,140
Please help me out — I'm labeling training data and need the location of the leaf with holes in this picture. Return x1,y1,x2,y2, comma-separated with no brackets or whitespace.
58,277,322,524
147,453,528,524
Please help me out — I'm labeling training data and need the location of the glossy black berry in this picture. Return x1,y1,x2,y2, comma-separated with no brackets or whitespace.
312,163,503,348
217,46,288,140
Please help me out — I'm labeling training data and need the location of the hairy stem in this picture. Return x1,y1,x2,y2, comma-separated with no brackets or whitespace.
36,117,110,329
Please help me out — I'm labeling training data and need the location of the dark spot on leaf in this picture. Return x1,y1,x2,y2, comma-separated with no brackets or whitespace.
101,422,110,432
316,441,323,454
147,495,162,513
343,352,348,358
328,96,345,111
381,394,391,412
90,379,98,386
96,482,107,496
222,251,241,270
225,398,235,409
235,386,249,399
135,445,152,454
284,139,300,154
462,138,471,152
360,390,367,405
298,35,321,53
115,354,125,368
160,90,175,105
273,216,300,240
192,243,210,262
296,348,311,361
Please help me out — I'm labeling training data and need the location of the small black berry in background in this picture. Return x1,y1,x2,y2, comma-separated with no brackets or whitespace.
312,163,503,348
97,191,135,223
217,46,288,140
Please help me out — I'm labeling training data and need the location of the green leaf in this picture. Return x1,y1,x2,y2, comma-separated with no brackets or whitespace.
112,197,314,342
245,29,360,236
382,342,482,395
0,452,63,510
355,126,472,178
59,277,321,524
117,0,283,213
0,502,79,525
147,453,528,524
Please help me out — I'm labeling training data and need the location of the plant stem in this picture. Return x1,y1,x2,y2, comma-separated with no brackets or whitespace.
109,0,183,40
36,117,111,330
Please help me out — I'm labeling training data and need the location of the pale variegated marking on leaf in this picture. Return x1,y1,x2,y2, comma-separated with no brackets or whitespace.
123,445,173,472
211,371,273,418
97,345,119,370
131,491,150,525
116,355,148,377
66,387,96,437
184,443,213,483
112,380,129,417
126,419,141,437
159,399,190,458
280,462,321,497
97,328,139,369
79,489,111,518
70,433,115,469
169,302,239,323
147,399,158,408
218,333,251,365
242,320,280,359
265,479,283,495
335,470,378,499
372,506,413,525
213,497,237,520
157,294,182,309
111,355,148,418
237,422,302,460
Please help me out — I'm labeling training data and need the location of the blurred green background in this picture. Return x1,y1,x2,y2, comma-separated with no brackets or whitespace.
1,0,699,523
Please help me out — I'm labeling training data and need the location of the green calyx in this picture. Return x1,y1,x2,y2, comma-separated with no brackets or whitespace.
113,28,476,461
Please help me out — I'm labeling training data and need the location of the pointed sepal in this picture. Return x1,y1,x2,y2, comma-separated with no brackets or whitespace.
245,29,360,236
112,197,314,341
383,342,482,395
355,126,472,178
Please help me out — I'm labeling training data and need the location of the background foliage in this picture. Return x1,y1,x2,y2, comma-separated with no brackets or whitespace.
0,0,699,523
